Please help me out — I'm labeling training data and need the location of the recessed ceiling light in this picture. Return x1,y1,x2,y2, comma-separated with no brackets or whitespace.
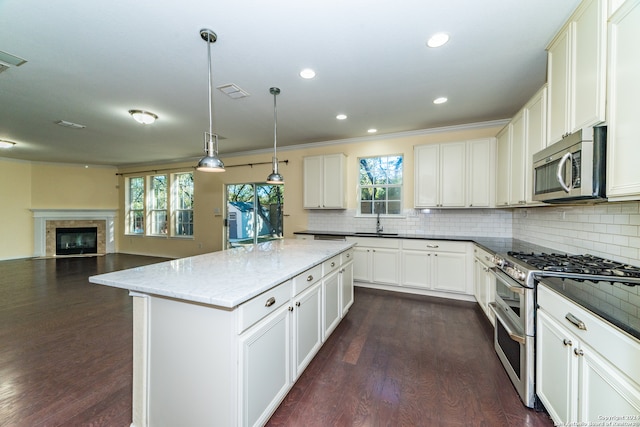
299,68,316,79
367,129,377,133
336,114,347,120
427,33,450,48
433,97,448,104
128,110,158,125
0,139,16,149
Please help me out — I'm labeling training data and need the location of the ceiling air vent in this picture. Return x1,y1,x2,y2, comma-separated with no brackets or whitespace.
217,83,250,99
56,120,86,129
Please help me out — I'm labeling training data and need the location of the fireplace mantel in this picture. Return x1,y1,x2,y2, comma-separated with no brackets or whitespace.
31,209,117,257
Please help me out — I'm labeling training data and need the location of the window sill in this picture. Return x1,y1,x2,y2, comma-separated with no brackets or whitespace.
354,214,406,219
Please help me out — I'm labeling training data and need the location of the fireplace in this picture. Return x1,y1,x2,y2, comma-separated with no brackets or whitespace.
56,227,98,255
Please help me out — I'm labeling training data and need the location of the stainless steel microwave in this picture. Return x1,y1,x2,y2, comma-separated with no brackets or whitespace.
532,127,607,204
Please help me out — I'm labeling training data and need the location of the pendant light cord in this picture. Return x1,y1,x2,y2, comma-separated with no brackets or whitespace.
273,90,278,155
207,36,214,145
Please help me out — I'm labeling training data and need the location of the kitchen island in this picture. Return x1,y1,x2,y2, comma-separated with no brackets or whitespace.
89,239,355,427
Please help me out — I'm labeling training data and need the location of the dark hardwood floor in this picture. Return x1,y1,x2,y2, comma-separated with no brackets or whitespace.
0,255,553,426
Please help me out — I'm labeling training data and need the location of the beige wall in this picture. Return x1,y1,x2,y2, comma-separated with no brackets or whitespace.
115,124,502,258
0,158,33,259
0,123,501,260
0,159,118,260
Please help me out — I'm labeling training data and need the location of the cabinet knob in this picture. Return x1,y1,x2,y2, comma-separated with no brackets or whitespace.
563,339,572,347
331,262,336,267
296,301,301,307
574,348,584,357
307,275,314,282
346,254,350,258
265,297,276,307
288,306,294,312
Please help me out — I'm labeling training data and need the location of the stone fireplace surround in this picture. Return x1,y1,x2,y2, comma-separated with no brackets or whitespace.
31,209,117,257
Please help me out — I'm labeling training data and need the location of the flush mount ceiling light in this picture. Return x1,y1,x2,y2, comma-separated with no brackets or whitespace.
299,68,316,79
0,139,16,149
427,32,450,48
336,114,347,120
433,97,448,104
367,128,378,133
128,110,158,125
196,28,225,173
266,87,284,185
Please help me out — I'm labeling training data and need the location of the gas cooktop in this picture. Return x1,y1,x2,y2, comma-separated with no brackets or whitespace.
507,252,640,286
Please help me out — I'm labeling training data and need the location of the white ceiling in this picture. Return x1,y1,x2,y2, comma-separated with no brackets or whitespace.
0,0,580,167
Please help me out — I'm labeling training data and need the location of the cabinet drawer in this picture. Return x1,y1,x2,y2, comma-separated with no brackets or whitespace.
341,248,354,264
538,284,640,384
238,280,292,334
403,239,464,252
323,255,341,276
292,264,322,296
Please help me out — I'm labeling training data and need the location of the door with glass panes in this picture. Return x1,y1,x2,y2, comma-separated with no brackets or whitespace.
225,183,284,248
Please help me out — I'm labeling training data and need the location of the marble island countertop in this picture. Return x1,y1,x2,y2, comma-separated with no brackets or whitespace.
89,239,354,308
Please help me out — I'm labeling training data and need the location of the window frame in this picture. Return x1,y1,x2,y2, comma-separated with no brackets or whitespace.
171,172,194,238
126,176,145,235
357,154,404,216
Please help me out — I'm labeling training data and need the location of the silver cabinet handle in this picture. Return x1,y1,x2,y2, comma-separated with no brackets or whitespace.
565,313,587,330
265,297,276,307
563,339,572,347
307,275,314,282
574,348,584,356
331,261,335,267
426,244,439,248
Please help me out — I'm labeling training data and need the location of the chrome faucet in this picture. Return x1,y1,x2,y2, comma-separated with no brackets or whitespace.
376,211,384,233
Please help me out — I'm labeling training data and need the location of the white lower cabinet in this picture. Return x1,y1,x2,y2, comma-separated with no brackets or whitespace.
322,269,341,340
536,284,640,425
400,240,471,295
240,302,292,427
292,280,322,378
340,258,354,316
349,237,400,285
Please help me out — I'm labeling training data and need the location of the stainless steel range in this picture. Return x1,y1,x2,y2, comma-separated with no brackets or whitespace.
488,251,640,409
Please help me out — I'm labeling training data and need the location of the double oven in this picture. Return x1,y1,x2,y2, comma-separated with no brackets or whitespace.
488,250,640,410
488,256,537,408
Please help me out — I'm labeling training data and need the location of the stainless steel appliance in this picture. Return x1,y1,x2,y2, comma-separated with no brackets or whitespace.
532,126,606,204
489,250,640,409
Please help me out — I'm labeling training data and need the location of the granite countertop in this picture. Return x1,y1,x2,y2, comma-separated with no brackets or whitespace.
89,239,354,308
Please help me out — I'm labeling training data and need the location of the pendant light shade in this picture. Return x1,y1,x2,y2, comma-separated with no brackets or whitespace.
196,28,225,172
266,87,284,184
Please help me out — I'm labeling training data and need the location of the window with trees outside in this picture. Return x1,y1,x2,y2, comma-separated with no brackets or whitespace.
125,172,194,237
127,177,145,234
172,172,194,237
358,155,403,215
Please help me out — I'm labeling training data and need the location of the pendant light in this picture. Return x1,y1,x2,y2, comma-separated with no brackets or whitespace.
266,87,284,184
196,28,225,172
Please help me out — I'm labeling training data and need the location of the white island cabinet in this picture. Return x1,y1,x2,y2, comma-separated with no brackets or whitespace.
89,239,355,427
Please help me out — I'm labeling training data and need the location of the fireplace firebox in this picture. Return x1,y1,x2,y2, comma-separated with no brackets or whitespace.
56,227,98,255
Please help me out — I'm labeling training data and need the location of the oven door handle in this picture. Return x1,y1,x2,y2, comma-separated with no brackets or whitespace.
489,267,525,295
489,303,526,345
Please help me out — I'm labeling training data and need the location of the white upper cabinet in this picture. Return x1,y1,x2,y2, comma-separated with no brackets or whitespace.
303,153,346,209
547,0,606,145
415,139,494,209
467,138,496,208
606,0,640,200
414,142,466,208
495,85,548,207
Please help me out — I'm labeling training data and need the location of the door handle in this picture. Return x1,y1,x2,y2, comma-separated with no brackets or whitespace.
556,152,573,193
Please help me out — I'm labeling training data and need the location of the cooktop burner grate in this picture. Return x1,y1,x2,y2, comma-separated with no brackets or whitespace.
507,252,640,285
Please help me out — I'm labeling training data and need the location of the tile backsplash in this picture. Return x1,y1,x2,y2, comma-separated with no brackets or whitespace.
307,208,512,238
306,201,640,265
513,201,640,265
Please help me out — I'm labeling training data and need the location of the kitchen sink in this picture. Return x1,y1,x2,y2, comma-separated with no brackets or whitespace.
353,232,399,237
